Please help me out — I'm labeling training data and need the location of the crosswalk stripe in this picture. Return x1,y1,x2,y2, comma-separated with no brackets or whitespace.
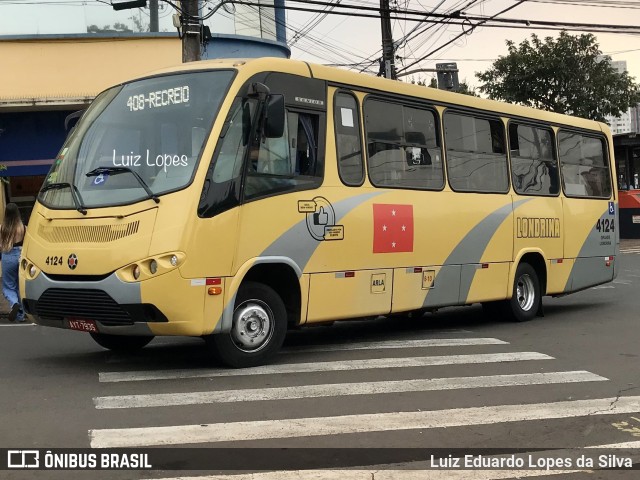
283,337,507,354
94,371,607,409
99,352,552,383
620,248,640,253
89,395,640,447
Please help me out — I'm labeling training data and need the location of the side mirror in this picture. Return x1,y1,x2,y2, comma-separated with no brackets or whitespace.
264,94,285,138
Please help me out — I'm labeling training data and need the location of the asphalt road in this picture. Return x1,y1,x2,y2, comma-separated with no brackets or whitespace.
2,250,640,479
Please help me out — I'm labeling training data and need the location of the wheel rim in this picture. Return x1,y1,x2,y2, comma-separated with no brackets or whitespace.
231,300,275,353
516,274,536,312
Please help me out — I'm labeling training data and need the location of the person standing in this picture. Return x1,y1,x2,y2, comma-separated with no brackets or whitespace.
1,203,25,322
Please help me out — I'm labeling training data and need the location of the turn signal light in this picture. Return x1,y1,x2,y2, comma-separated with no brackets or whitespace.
207,287,222,295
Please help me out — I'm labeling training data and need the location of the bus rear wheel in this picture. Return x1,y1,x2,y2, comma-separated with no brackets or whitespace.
90,333,154,352
209,281,287,368
507,263,541,322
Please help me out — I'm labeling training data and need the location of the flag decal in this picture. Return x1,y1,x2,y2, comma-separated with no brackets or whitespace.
373,203,414,253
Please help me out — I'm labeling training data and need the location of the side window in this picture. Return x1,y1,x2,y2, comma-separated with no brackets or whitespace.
244,110,323,200
509,123,559,196
444,112,508,193
365,99,443,190
334,92,364,186
559,131,612,198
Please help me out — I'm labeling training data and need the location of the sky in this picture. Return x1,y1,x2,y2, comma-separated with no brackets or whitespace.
0,0,639,90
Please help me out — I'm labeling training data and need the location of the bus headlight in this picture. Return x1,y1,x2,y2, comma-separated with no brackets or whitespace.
116,252,184,282
29,265,37,277
21,259,28,270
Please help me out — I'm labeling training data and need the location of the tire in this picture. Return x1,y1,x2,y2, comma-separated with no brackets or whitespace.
90,333,154,352
506,263,541,322
208,281,287,368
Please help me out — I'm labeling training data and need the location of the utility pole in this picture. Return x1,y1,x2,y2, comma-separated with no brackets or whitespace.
149,0,159,32
180,0,201,62
111,0,201,62
380,0,396,79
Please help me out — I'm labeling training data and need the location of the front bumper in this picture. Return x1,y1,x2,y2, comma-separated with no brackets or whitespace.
23,271,161,336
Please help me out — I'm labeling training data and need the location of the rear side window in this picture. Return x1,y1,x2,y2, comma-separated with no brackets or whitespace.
444,112,509,193
558,131,611,198
365,99,443,190
509,123,559,196
334,92,364,186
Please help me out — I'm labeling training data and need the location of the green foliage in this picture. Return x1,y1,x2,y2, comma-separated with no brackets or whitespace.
476,31,640,122
87,22,133,34
411,76,478,96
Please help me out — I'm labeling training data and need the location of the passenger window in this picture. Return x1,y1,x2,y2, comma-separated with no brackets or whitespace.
365,99,443,190
558,131,611,198
244,110,322,200
509,123,559,196
444,112,508,193
334,92,364,186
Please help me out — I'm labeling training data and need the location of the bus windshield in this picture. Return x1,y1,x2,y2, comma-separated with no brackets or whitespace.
39,70,235,210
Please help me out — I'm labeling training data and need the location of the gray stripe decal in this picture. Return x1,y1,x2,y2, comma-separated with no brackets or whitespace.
423,199,531,307
262,191,384,273
564,206,612,292
216,191,384,332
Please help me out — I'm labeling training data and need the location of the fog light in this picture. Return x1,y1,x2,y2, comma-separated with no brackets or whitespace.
29,265,36,277
132,264,141,280
149,260,158,274
170,255,178,266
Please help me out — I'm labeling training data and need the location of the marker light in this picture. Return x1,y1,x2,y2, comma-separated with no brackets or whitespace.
149,260,158,274
132,264,141,280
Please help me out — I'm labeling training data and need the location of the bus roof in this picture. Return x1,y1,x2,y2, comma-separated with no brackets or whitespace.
134,56,607,133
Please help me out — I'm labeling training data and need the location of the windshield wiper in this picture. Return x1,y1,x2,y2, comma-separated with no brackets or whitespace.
40,182,88,215
85,166,160,204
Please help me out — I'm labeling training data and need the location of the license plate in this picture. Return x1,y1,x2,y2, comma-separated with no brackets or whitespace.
68,318,98,332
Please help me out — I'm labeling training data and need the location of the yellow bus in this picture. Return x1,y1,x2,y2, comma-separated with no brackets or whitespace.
20,57,618,367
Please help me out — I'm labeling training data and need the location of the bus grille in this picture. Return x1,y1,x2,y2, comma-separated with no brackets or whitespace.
37,221,140,243
35,289,132,324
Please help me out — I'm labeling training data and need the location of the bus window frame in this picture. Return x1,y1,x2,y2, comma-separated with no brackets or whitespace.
334,89,366,187
239,106,326,204
363,95,445,192
557,128,613,200
442,108,511,195
506,118,560,198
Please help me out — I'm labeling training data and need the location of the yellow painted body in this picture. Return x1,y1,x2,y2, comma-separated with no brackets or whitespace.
20,58,618,337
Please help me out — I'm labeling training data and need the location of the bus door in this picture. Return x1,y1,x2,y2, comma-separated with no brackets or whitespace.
508,123,564,295
559,131,615,292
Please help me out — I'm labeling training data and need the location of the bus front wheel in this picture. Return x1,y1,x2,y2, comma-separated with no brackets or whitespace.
209,281,287,368
507,263,541,322
90,333,154,352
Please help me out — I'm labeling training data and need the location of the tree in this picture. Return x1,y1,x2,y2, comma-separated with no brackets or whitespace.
87,23,133,34
476,31,640,122
410,76,479,96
